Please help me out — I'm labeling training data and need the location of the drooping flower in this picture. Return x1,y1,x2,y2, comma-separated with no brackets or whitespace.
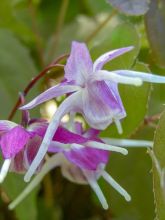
8,121,154,210
0,117,48,182
9,122,131,210
21,41,165,181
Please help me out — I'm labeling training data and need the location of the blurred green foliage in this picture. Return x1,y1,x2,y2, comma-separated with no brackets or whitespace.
0,0,165,220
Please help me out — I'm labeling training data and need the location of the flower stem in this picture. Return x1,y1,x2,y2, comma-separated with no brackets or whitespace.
8,54,68,120
47,0,69,60
28,0,44,67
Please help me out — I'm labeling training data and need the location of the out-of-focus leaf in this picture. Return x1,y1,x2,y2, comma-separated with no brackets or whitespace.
145,0,165,68
2,173,38,220
85,0,112,15
0,29,38,119
101,62,150,138
152,110,165,220
38,0,88,39
107,0,150,16
102,148,154,220
99,119,155,220
0,0,35,43
45,14,140,68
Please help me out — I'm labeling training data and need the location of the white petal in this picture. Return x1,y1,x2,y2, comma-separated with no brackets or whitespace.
8,154,63,210
85,141,128,155
0,159,12,183
83,171,108,209
24,91,81,182
114,119,123,134
93,70,143,86
115,70,165,83
102,138,153,148
102,171,131,202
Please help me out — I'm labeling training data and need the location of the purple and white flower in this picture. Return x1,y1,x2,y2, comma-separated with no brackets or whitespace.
0,118,48,182
8,122,131,210
21,41,165,181
8,121,154,210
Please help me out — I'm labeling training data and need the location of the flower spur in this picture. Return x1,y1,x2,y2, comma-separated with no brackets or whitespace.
21,41,165,182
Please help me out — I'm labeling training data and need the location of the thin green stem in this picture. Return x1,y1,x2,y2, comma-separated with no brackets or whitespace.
28,0,44,67
47,0,69,60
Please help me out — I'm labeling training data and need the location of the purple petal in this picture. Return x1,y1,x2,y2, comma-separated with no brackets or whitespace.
64,146,109,170
20,84,80,110
24,136,43,168
27,120,48,137
0,120,17,136
74,122,83,135
64,41,93,85
53,126,88,144
93,47,134,72
0,126,31,159
82,81,126,129
10,151,26,173
84,128,100,139
48,143,63,153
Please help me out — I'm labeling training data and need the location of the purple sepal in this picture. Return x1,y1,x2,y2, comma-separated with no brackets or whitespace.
49,123,109,171
53,126,88,144
64,146,109,170
0,120,17,137
64,41,93,85
0,126,31,159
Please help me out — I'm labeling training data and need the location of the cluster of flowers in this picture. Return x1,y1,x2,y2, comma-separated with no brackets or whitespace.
1,41,164,209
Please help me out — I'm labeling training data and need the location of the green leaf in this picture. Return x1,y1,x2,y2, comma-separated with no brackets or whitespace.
145,0,165,68
0,0,35,43
152,110,165,220
101,62,150,138
107,0,150,16
85,0,113,15
2,173,39,220
0,29,38,119
45,14,140,68
102,147,154,220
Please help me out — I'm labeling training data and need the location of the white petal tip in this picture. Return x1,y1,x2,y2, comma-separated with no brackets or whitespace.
24,175,31,182
19,105,28,110
103,204,109,210
118,130,123,135
122,149,128,155
0,176,4,183
8,204,13,210
134,79,143,86
129,46,134,49
19,101,35,110
125,195,131,202
114,119,123,135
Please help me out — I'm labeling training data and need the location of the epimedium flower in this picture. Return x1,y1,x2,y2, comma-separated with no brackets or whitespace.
0,117,48,183
21,41,165,182
8,121,154,210
9,122,131,210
